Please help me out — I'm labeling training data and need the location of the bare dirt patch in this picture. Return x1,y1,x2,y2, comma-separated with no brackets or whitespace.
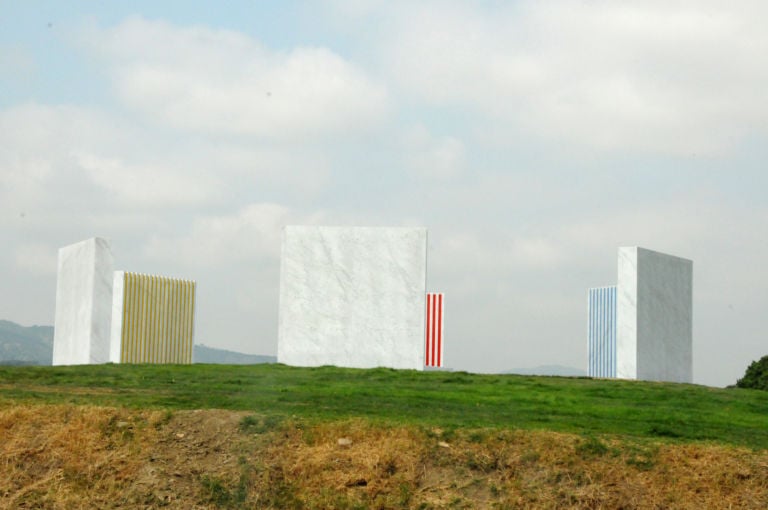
1,404,767,509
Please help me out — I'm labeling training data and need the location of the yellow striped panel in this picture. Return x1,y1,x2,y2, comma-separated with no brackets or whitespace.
119,272,196,364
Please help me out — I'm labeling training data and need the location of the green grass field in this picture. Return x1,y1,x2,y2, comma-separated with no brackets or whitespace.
1,363,767,449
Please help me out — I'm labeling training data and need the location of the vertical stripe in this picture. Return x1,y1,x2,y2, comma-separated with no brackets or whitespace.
187,281,195,363
181,280,189,364
112,272,196,365
588,290,592,376
424,293,444,368
120,273,128,362
160,278,171,363
127,272,135,362
132,273,140,362
127,273,134,362
430,295,436,366
181,280,188,364
587,286,617,378
189,281,196,363
173,278,181,363
143,274,148,361
150,275,158,363
425,294,431,366
172,279,178,362
132,273,138,362
168,278,176,363
139,274,146,362
437,293,443,367
152,276,158,363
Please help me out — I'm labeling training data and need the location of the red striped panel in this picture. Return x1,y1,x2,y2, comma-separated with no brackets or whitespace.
425,293,444,367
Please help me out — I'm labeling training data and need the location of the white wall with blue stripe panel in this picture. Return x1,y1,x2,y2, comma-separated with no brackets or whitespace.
588,286,617,378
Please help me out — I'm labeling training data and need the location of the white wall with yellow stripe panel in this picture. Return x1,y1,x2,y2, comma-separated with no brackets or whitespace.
109,271,196,364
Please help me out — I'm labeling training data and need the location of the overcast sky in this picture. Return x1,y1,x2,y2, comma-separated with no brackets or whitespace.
2,1,767,387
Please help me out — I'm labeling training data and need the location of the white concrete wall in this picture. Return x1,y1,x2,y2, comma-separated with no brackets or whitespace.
617,247,692,383
109,271,125,363
616,248,638,379
278,226,427,370
52,238,114,365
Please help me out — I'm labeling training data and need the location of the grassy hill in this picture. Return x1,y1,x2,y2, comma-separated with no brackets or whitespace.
1,363,766,449
3,364,768,508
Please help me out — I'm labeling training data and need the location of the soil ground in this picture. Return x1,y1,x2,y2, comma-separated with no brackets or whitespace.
2,404,767,509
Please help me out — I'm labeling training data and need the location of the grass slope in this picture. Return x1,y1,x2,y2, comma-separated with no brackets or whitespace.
1,363,767,449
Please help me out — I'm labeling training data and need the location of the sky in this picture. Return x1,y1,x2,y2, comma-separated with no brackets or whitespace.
2,1,767,387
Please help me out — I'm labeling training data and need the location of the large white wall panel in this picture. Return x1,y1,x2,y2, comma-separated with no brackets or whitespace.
52,238,114,365
617,247,692,383
278,226,427,370
616,248,639,379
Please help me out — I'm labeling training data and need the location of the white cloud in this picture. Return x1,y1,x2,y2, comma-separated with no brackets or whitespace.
402,125,465,179
75,152,219,206
143,203,326,266
83,17,390,138
0,102,332,222
382,1,768,154
0,104,222,216
0,104,105,216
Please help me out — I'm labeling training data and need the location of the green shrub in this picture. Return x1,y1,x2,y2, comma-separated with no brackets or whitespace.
736,355,768,390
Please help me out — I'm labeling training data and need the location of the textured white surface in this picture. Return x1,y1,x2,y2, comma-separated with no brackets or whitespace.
616,248,638,379
52,238,114,365
617,247,692,383
109,271,125,363
278,226,427,370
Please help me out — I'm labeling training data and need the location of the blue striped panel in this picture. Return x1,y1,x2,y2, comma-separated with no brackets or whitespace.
588,286,617,378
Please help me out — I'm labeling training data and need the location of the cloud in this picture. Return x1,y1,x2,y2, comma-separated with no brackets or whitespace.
82,17,390,138
75,152,220,206
0,104,220,217
0,104,107,217
381,1,768,155
0,102,332,223
143,203,326,266
402,125,465,179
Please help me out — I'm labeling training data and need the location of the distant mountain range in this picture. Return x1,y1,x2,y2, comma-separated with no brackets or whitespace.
0,320,275,365
193,344,276,364
0,320,54,365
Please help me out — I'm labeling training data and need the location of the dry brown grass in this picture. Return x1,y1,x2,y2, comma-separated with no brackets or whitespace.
263,424,768,509
1,404,166,508
1,404,767,509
